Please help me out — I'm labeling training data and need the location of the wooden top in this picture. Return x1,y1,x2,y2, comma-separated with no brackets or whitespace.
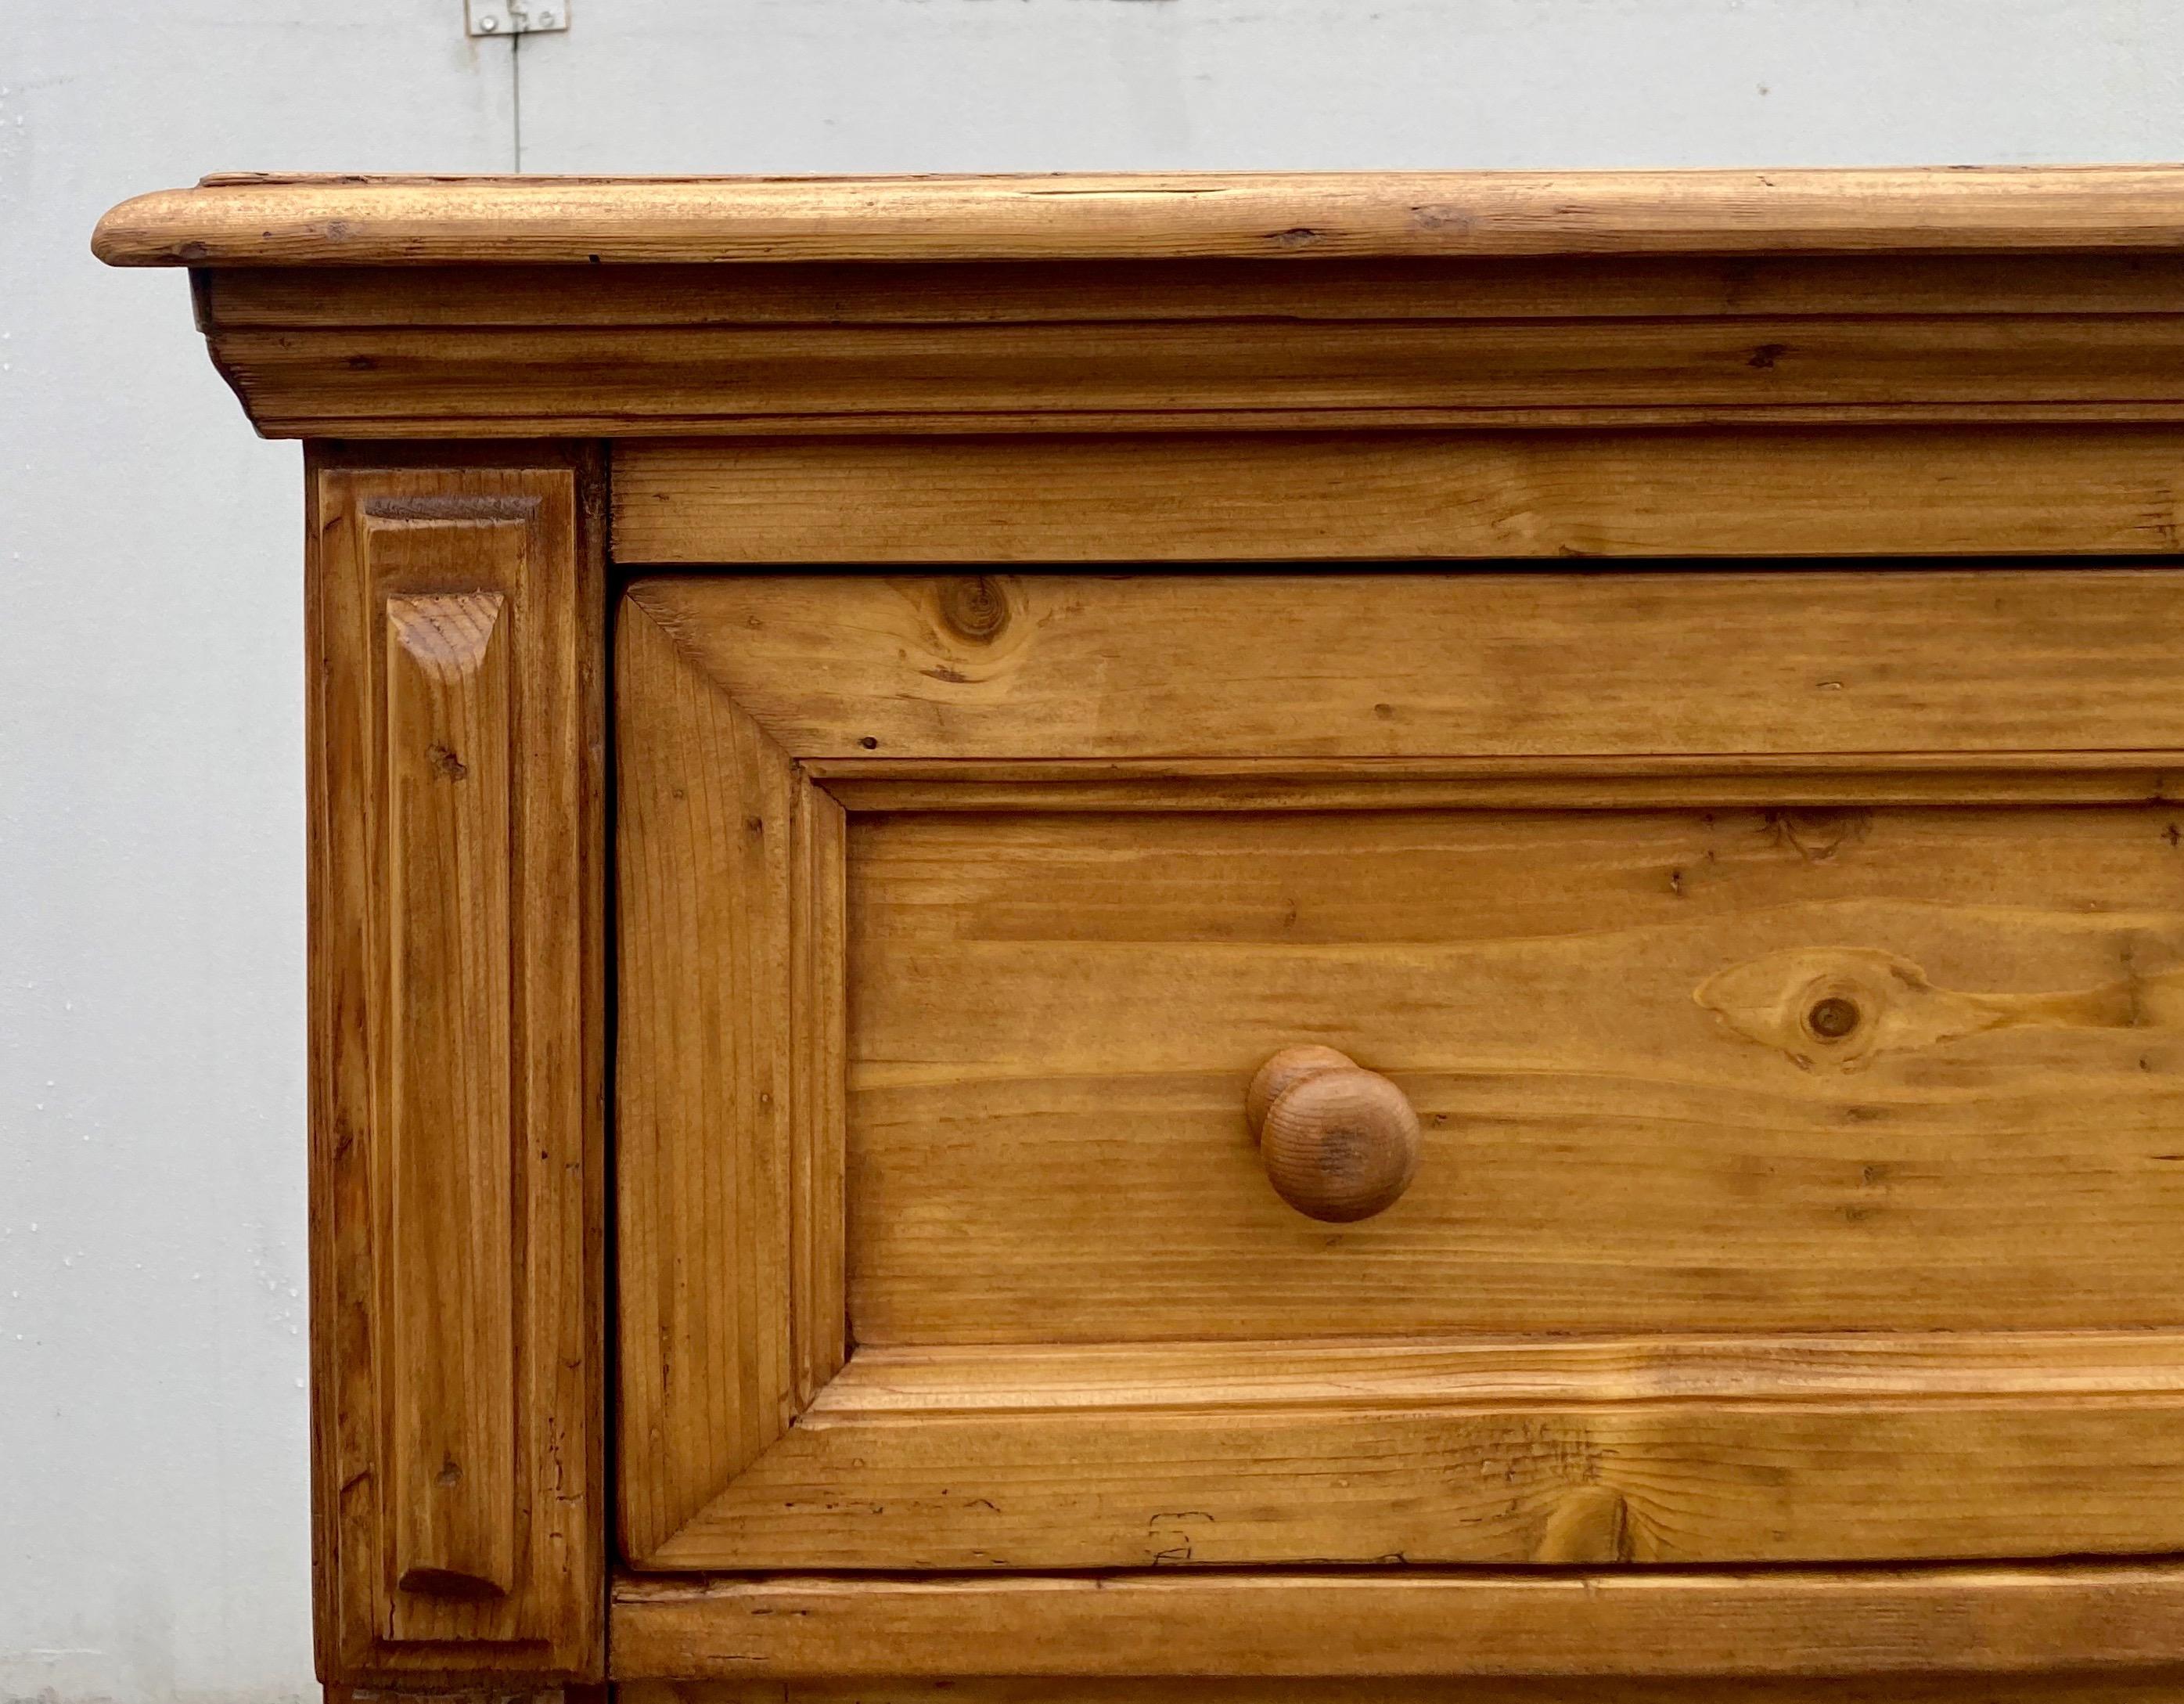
91,166,2184,267
94,168,2184,441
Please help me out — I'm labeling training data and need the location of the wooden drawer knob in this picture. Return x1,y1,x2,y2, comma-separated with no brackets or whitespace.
1246,1045,1422,1223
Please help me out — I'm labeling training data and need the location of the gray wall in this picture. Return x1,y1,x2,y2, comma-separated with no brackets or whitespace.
6,3,2182,1699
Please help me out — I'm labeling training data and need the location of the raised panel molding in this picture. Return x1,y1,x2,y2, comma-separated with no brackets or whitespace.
310,458,605,1683
383,591,517,1616
614,595,845,1562
614,571,2184,1582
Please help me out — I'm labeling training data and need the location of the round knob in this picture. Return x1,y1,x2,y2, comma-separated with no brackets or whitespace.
1246,1046,1422,1223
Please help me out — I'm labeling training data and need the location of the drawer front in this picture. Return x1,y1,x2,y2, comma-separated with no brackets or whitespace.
616,568,2184,1573
849,802,2184,1341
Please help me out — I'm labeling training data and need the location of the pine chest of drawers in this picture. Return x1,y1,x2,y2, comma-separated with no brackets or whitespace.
97,168,2184,1703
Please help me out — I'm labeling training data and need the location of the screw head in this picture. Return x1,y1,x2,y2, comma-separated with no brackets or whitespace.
479,13,499,27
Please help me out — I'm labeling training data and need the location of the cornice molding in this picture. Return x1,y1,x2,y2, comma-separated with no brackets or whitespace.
95,171,2184,439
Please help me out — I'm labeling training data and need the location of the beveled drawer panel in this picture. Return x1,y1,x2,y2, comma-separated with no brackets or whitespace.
847,802,2184,1342
616,567,2184,1574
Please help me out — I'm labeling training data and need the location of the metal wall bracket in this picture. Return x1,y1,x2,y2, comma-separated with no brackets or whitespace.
466,0,568,35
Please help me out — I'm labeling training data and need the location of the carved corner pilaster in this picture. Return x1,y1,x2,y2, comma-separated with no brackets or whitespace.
307,449,606,1685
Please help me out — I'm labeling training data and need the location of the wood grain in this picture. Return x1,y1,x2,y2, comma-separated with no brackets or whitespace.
127,168,2184,1689
621,566,2184,1580
804,1331,2184,1410
624,569,2184,758
616,595,847,1564
844,803,2184,1343
654,1332,2184,1570
1250,1050,1422,1223
382,593,516,1613
108,176,2184,439
610,1563,2184,1678
91,168,2184,267
309,455,604,1682
330,1690,605,1704
613,431,2184,562
791,784,847,1412
104,183,2184,440
623,1678,2184,1704
192,313,2184,439
617,597,798,1561
189,254,2184,330
810,755,2184,814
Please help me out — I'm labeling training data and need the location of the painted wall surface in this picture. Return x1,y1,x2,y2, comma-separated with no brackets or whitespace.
4,3,2182,1699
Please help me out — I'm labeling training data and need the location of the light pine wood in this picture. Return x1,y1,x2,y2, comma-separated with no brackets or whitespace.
844,802,2184,1342
1248,1047,1421,1223
167,312,2184,438
1243,1044,1356,1133
308,456,604,1683
616,596,847,1564
794,1331,2184,1409
620,566,2184,1585
790,783,848,1414
623,570,2184,758
610,1563,2184,1679
616,433,2184,562
616,598,797,1560
651,1331,2184,1570
89,168,2184,267
102,170,2184,1691
809,753,2184,813
99,176,2184,444
326,1690,606,1704
382,593,516,1612
622,1680,2184,1704
186,254,2184,330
